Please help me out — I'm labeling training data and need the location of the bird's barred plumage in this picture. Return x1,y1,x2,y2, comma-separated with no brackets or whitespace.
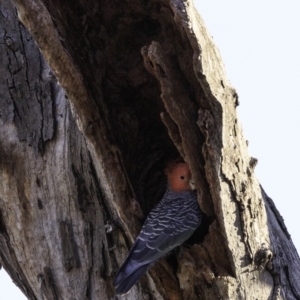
114,187,202,294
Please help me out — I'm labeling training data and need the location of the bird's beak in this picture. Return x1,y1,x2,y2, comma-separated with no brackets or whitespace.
189,180,196,190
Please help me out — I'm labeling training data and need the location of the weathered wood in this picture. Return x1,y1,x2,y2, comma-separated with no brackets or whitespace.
0,0,299,299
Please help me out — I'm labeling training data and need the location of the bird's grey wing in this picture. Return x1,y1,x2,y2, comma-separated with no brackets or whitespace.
129,196,201,264
114,192,201,294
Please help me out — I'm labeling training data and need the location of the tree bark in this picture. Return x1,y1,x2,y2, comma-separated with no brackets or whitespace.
0,0,299,299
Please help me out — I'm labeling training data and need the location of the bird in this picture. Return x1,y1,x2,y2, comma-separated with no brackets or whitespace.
113,159,202,294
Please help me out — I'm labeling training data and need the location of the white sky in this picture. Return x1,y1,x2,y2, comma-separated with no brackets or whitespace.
194,0,300,254
1,1,299,298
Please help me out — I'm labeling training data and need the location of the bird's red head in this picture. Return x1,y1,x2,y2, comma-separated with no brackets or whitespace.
165,160,194,192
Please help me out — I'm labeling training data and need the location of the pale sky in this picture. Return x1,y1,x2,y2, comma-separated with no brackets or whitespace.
194,0,300,254
1,1,299,298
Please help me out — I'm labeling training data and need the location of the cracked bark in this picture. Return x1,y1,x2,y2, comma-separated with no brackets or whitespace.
0,0,300,299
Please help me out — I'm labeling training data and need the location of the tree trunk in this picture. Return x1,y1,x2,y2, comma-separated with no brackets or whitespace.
0,0,299,299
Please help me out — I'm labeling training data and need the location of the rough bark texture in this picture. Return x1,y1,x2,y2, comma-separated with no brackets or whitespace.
0,0,299,299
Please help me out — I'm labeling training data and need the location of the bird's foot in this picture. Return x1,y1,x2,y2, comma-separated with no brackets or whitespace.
104,222,115,233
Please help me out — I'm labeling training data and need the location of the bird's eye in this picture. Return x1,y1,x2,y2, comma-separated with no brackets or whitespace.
180,176,185,180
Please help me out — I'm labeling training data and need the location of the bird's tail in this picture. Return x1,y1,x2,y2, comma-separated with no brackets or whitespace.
114,263,150,295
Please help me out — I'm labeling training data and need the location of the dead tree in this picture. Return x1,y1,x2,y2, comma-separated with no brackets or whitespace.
0,0,299,299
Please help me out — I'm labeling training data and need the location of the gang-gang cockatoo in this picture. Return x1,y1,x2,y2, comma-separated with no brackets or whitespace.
114,160,202,294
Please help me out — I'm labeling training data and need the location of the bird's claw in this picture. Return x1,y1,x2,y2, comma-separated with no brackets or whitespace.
104,224,113,233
